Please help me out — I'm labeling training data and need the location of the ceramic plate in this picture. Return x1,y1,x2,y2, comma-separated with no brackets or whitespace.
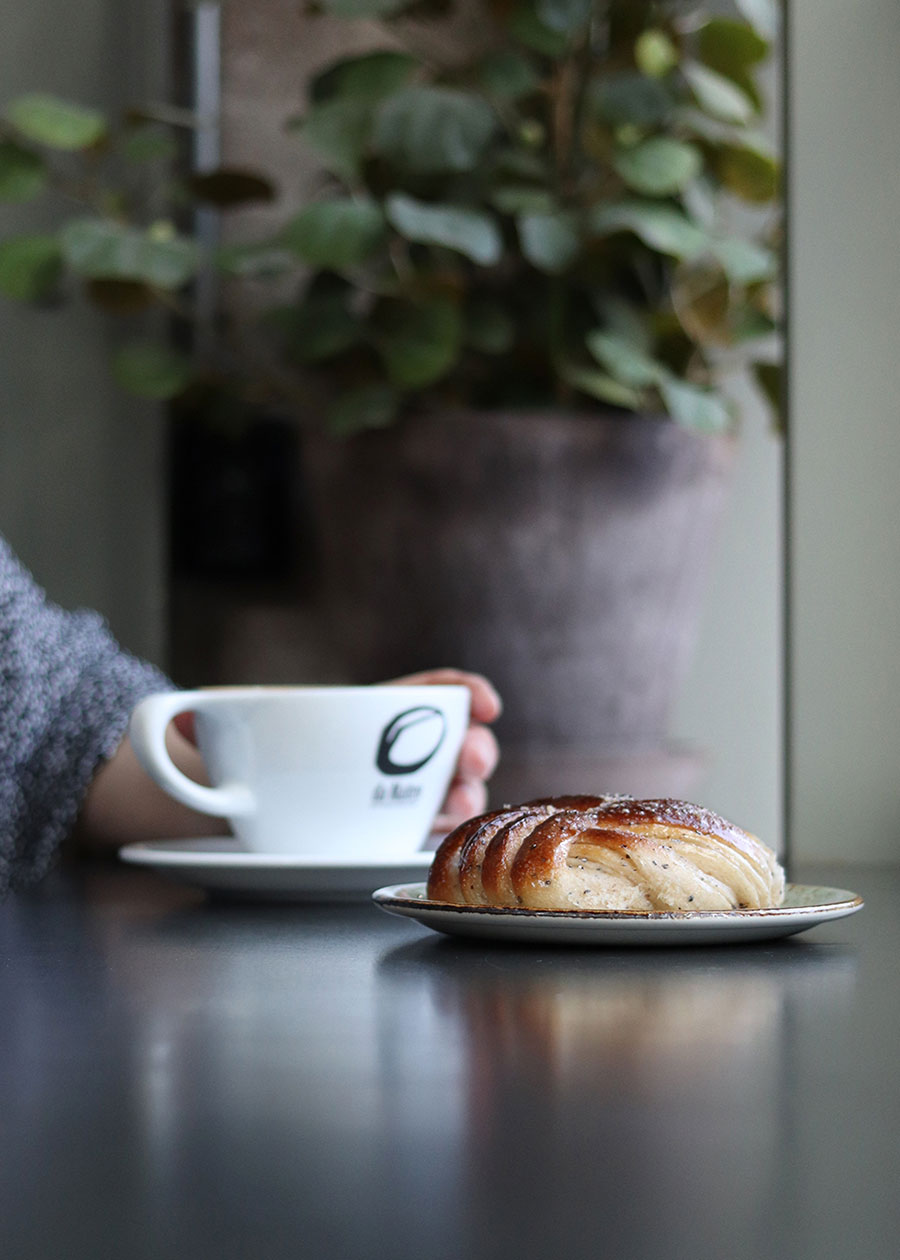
119,838,435,901
371,882,864,946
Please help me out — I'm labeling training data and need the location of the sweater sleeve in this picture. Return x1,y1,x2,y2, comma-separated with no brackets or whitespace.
0,536,172,895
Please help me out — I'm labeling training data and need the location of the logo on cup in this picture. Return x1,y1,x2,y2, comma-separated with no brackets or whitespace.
376,706,447,776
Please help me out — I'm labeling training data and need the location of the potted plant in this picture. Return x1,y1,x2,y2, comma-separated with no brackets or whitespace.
0,0,781,798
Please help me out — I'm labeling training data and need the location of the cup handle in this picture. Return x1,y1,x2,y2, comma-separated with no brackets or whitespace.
129,692,255,819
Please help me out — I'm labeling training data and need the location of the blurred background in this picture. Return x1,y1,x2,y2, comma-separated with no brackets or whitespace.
1,1,898,865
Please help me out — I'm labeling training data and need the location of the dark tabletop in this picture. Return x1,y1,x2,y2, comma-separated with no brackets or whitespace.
0,859,897,1260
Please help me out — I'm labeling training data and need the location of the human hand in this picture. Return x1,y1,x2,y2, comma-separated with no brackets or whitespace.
385,668,501,831
171,668,502,832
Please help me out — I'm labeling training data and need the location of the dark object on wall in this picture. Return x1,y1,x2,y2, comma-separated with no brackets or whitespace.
169,414,303,582
305,409,734,801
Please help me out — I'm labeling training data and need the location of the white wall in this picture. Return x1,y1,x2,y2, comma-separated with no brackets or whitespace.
788,1,900,863
0,1,169,664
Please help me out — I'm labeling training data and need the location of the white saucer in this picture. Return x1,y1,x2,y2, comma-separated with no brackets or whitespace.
119,838,435,901
371,882,864,946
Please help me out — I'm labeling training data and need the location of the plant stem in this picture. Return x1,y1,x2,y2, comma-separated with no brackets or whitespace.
550,13,595,196
551,56,576,188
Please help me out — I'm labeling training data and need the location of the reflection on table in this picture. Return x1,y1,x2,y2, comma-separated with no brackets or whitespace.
0,863,891,1260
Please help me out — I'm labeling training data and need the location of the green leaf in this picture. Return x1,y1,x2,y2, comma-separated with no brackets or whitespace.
613,137,702,196
375,297,463,388
517,210,580,273
676,106,736,147
734,0,779,40
465,297,515,354
300,98,373,181
658,377,734,432
310,50,418,103
682,61,754,125
281,198,385,267
590,73,673,128
714,142,779,203
385,193,503,265
187,168,277,208
698,18,769,74
269,295,361,364
124,103,202,130
327,383,400,437
490,185,556,215
753,361,782,428
558,361,643,409
634,30,679,79
592,295,653,353
681,174,718,229
509,4,569,57
111,342,192,400
708,236,777,284
535,0,592,34
215,243,295,278
374,87,497,174
478,51,541,101
586,331,666,388
732,306,778,342
590,202,706,259
0,235,62,300
696,65,761,115
61,218,201,288
318,0,412,17
494,148,549,182
7,93,107,150
671,262,732,346
120,125,179,163
0,141,48,202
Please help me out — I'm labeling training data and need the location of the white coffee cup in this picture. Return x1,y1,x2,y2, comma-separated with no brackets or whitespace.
129,684,470,858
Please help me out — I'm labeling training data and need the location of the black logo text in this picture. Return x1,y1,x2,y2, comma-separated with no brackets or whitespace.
376,706,446,776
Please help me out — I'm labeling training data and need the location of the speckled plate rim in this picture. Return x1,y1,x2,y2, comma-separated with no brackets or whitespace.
371,882,864,944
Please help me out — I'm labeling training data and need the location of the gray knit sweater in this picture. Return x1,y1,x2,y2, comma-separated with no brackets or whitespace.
0,536,170,896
